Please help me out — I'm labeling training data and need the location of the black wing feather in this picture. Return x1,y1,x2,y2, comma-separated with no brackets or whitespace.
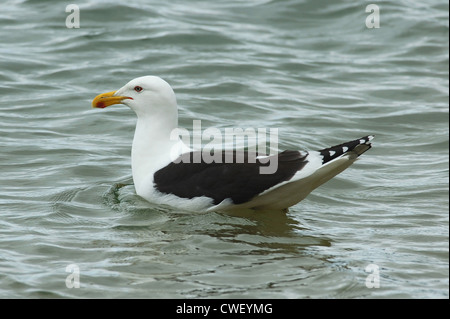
319,135,373,164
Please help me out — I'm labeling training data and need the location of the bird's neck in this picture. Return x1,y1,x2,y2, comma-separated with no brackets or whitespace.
131,113,180,193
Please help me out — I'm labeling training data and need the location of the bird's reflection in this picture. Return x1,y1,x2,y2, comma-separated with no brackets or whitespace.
202,209,332,255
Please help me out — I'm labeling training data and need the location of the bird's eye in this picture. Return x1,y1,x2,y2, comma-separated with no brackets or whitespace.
134,86,143,92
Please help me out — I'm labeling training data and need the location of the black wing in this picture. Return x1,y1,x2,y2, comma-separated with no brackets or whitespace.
153,150,308,205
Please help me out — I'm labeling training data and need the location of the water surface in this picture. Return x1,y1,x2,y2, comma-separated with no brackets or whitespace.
0,0,448,298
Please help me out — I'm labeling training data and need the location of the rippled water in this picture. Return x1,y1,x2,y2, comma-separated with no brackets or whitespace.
0,0,448,298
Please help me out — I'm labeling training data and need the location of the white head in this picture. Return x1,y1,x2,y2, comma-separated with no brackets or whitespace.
93,76,184,194
92,76,178,123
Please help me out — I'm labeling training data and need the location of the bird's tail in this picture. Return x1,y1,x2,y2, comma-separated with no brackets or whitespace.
318,135,374,165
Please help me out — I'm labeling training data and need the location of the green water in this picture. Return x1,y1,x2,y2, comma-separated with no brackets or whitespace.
0,0,448,298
